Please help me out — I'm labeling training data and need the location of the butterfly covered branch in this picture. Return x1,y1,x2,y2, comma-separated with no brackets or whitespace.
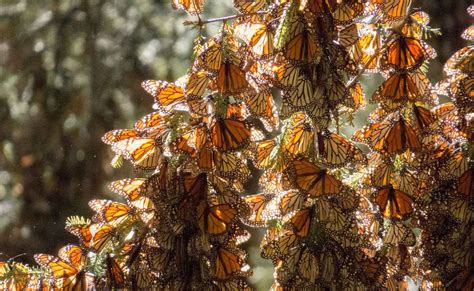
1,0,472,290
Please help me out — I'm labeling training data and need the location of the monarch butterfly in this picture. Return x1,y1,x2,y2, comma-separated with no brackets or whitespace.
401,11,430,39
215,280,252,291
457,168,473,198
115,138,162,170
134,111,169,139
86,224,116,252
374,185,413,219
183,172,208,203
413,104,435,132
214,247,244,280
185,76,210,116
66,223,116,252
274,247,302,285
178,173,208,222
108,178,150,201
34,245,95,291
210,118,251,151
382,36,431,70
261,230,299,260
284,77,314,108
105,255,125,288
225,102,248,120
255,139,285,170
316,131,366,167
171,0,205,14
449,198,473,222
412,134,451,167
449,74,473,115
295,247,319,284
440,148,469,180
235,20,274,58
279,189,306,216
146,248,173,275
356,255,389,286
187,126,216,171
347,81,366,110
391,169,419,198
288,207,312,237
283,112,314,156
131,261,154,289
209,171,243,194
292,159,342,197
316,244,341,282
233,0,266,13
89,199,155,227
361,154,392,188
353,116,421,155
371,71,430,106
186,71,210,98
324,75,349,108
141,80,186,113
383,0,412,20
338,23,360,47
299,0,336,15
273,62,302,88
185,72,211,116
383,221,416,246
304,101,331,127
432,102,459,124
169,131,196,156
244,193,274,226
102,128,164,171
195,37,224,72
243,89,279,130
214,151,250,181
216,60,250,95
462,25,474,41
348,24,381,71
284,30,320,63
332,0,364,24
315,198,351,232
443,46,474,75
102,129,139,145
198,200,237,235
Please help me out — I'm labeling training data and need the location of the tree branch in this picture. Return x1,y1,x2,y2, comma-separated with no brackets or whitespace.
183,11,268,27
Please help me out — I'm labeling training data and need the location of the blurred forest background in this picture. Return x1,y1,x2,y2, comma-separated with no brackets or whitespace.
0,0,471,288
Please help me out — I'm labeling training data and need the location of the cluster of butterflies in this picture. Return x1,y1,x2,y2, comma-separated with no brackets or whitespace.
411,6,473,289
1,0,473,290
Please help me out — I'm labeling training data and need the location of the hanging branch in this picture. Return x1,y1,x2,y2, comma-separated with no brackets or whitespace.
183,10,268,28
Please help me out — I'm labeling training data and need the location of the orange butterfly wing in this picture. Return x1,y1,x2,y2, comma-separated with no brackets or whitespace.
384,37,427,70
210,119,251,151
293,159,342,197
374,186,413,219
214,247,242,280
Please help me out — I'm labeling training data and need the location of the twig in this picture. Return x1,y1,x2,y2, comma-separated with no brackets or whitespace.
183,11,268,27
7,253,27,262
